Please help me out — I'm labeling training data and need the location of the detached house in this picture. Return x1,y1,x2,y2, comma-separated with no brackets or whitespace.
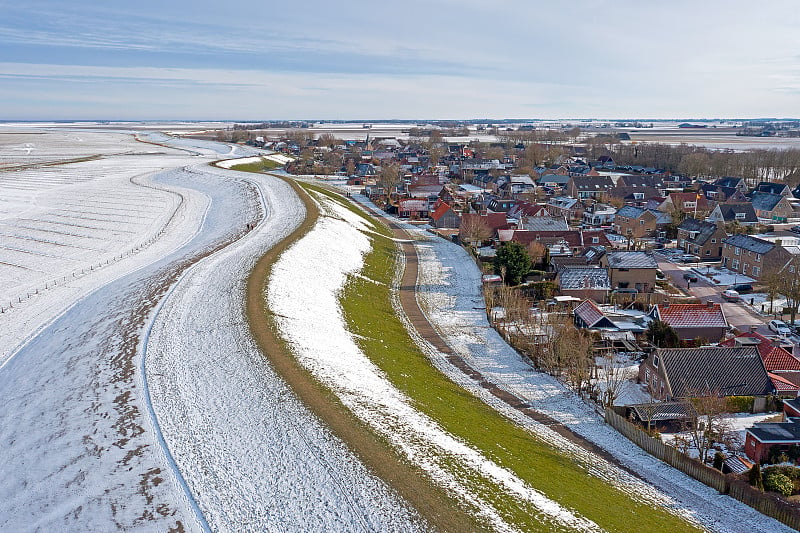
429,201,461,229
565,176,615,200
648,302,729,343
676,218,727,259
749,192,794,223
639,345,772,401
658,192,713,217
612,206,670,239
706,202,759,226
600,251,657,293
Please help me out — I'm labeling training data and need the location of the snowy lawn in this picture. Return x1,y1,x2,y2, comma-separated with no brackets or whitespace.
691,265,755,287
269,184,701,533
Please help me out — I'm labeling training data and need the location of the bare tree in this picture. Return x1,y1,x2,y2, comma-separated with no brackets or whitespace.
598,353,637,407
684,389,730,463
459,215,492,247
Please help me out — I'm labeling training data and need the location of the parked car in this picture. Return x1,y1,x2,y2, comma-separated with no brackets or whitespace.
789,225,800,234
769,319,792,336
683,272,699,283
728,283,753,294
721,289,740,301
678,254,700,263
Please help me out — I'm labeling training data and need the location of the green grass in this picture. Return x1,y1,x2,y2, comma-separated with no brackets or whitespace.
229,157,282,173
301,183,701,532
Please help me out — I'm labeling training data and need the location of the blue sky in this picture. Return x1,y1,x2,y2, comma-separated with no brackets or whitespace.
1,0,799,120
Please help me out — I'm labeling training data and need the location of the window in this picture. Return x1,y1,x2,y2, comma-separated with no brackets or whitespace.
592,237,599,243
684,201,696,209
653,355,660,368
752,266,760,276
705,250,711,255
633,192,644,200
735,212,746,220
755,254,761,262
732,259,740,269
640,220,644,225
735,248,741,255
711,238,717,243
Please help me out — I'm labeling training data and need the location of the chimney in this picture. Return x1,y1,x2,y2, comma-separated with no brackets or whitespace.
707,300,715,309
750,325,758,333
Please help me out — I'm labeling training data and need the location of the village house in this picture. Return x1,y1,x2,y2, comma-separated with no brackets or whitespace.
556,267,611,302
706,202,759,226
702,183,748,203
755,181,794,197
565,175,615,200
648,301,729,343
713,177,749,194
676,218,728,259
748,191,794,223
658,192,713,218
721,331,800,395
546,196,583,221
429,200,461,229
720,233,797,280
639,345,773,401
582,203,616,227
599,251,658,293
612,206,670,240
745,414,800,464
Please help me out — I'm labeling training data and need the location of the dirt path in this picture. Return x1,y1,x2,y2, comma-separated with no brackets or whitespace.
245,178,484,533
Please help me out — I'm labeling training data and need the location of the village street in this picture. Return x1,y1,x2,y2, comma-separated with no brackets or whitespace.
655,253,771,337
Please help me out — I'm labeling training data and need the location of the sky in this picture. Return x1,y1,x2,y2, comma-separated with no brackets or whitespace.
1,0,799,121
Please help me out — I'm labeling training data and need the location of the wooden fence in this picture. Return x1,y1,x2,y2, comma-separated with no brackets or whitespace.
605,408,800,530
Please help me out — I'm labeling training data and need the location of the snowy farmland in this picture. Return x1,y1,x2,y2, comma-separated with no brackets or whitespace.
0,129,422,531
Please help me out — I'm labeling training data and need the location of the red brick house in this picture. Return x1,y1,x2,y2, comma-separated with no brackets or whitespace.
745,418,800,463
648,302,729,343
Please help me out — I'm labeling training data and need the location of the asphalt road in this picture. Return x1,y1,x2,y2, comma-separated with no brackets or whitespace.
654,252,771,337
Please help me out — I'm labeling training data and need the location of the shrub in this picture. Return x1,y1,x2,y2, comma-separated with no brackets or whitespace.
713,451,725,470
725,396,754,413
749,464,764,490
764,472,794,496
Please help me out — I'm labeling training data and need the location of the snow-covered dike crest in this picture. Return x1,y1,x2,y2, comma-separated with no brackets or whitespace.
268,189,599,532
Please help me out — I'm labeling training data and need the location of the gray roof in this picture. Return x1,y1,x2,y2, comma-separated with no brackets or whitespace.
722,234,774,254
756,182,790,195
605,251,658,269
538,174,570,185
677,218,720,245
747,419,800,443
749,191,784,212
523,216,570,232
714,177,745,189
558,267,610,290
658,346,773,399
627,402,697,422
570,176,614,190
616,205,645,218
715,203,758,223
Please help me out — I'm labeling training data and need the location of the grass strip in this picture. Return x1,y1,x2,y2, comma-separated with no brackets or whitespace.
229,157,282,173
244,176,484,532
301,184,701,532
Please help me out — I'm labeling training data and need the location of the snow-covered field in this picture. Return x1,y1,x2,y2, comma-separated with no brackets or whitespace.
0,131,421,531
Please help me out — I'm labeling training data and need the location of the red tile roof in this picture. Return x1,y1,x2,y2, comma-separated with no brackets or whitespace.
720,332,800,371
655,303,727,328
430,201,453,221
770,372,800,393
573,299,605,327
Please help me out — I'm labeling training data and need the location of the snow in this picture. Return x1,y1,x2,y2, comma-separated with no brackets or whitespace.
0,131,422,532
691,265,755,286
269,189,601,532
